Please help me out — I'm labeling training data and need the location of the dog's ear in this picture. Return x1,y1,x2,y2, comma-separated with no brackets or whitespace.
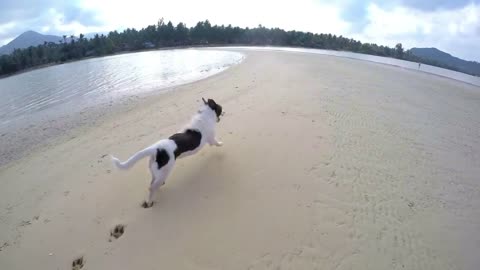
202,97,207,105
207,99,217,109
208,98,215,104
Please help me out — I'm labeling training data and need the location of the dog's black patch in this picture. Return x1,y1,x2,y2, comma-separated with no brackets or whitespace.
156,148,170,169
169,129,202,159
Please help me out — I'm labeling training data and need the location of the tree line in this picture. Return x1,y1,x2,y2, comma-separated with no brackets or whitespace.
0,19,466,76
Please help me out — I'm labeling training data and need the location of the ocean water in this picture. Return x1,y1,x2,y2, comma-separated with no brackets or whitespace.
0,49,245,129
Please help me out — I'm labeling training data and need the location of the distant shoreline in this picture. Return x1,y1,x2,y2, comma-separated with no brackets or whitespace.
0,62,57,79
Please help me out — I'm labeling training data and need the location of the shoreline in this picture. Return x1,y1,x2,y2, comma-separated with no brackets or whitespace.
1,51,479,270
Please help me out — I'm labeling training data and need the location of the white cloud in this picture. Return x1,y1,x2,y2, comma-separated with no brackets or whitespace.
45,8,107,35
0,37,14,46
354,3,480,61
41,26,51,33
79,0,351,35
0,22,16,35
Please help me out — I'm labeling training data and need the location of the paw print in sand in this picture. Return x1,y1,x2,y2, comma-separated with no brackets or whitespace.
110,224,125,240
72,256,84,270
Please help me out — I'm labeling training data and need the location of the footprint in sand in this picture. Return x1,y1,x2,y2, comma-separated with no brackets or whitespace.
110,224,125,240
72,256,84,270
0,242,9,252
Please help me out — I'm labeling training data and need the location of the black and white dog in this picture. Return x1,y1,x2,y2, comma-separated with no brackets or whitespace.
111,98,223,208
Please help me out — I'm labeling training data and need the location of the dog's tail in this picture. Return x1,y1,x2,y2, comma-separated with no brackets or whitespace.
111,147,155,170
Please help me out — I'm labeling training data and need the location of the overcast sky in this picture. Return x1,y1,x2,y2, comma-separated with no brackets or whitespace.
0,0,479,61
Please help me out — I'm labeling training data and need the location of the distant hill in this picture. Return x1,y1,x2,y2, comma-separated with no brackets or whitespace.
409,47,480,76
0,31,62,55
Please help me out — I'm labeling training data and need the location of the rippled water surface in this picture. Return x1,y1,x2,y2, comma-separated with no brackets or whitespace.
0,49,244,128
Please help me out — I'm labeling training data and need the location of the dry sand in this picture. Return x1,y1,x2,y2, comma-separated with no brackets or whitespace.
1,50,479,270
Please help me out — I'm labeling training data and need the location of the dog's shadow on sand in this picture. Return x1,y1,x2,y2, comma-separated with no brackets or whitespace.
147,152,232,212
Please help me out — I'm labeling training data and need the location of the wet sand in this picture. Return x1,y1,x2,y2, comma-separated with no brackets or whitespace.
0,50,479,270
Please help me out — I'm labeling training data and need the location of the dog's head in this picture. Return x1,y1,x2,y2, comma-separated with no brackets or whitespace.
202,98,223,122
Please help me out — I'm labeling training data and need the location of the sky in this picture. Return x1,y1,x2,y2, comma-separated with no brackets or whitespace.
0,0,479,61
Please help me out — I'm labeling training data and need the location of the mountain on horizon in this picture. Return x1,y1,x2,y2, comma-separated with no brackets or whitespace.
0,30,111,56
409,47,480,76
0,31,62,55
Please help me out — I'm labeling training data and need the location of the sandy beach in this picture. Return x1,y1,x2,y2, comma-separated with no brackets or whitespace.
1,50,479,270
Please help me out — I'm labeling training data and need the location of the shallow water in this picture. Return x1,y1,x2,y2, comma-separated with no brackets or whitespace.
223,46,480,87
0,49,244,129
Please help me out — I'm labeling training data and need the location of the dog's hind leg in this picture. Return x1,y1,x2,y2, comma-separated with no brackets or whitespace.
148,156,155,185
144,159,175,208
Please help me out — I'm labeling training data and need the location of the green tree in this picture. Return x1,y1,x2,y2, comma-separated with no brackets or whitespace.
395,43,404,59
175,22,189,44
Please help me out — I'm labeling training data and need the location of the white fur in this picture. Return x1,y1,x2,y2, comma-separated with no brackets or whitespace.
111,103,222,206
